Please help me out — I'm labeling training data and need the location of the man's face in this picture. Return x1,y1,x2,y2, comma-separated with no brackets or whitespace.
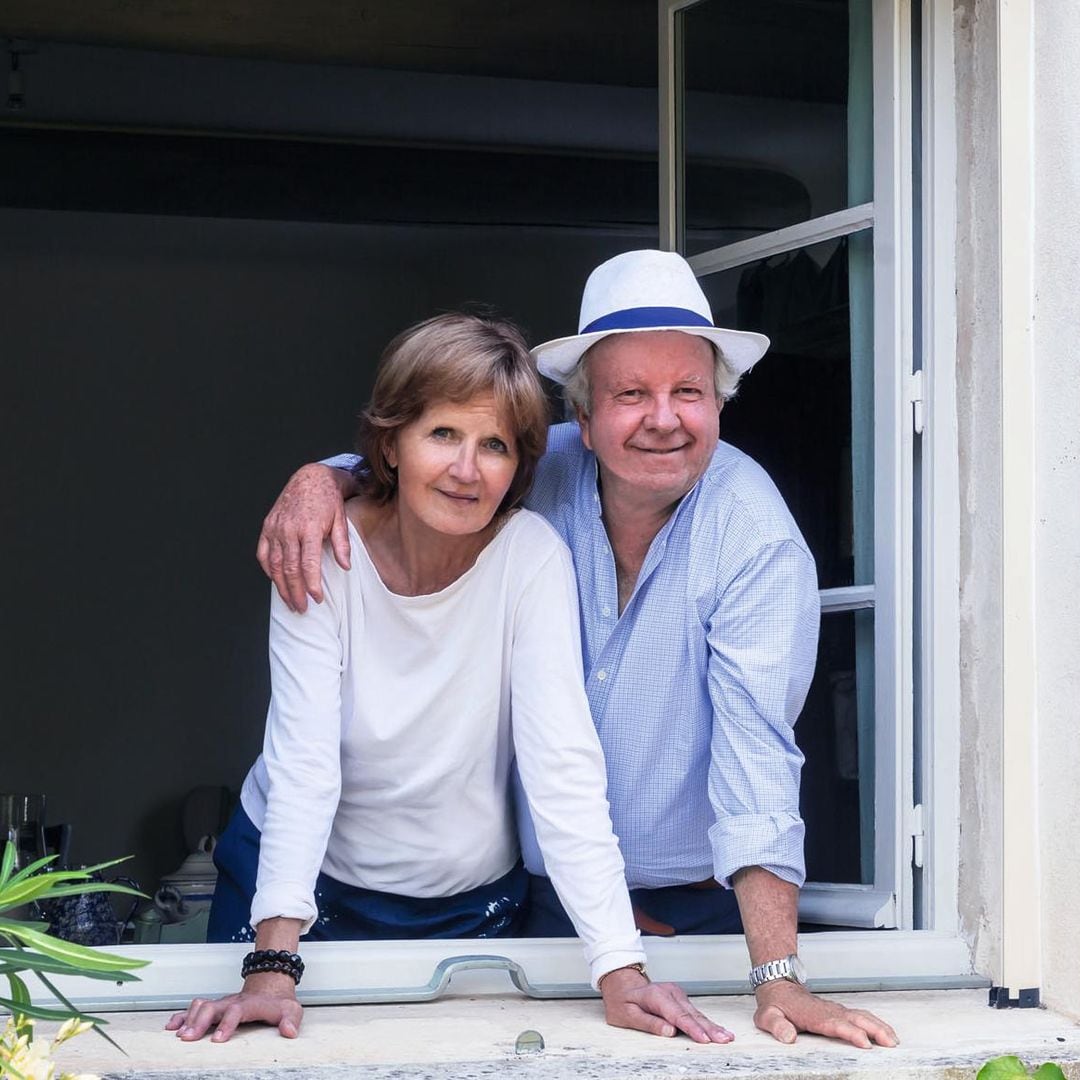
576,330,721,509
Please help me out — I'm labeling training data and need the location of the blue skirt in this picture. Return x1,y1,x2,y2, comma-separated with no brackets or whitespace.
207,806,528,944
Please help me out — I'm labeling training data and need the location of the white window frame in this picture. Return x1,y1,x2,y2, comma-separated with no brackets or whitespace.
918,0,961,943
662,0,907,931
30,0,973,1015
658,0,966,954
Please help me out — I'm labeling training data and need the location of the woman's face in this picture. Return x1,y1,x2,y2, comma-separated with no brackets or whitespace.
386,393,520,538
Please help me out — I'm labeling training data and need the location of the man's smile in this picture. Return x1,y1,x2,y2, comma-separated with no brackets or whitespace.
631,444,691,455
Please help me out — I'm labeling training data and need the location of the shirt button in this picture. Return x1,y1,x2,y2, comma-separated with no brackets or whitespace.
596,670,607,681
601,605,612,618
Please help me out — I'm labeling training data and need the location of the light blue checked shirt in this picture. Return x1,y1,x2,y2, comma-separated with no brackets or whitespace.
326,421,818,891
515,423,819,891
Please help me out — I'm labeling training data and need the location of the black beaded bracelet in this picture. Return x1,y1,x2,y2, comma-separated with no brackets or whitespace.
241,949,305,985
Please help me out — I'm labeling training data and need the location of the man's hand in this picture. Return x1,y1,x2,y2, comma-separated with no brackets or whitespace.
165,973,303,1043
600,967,734,1043
752,980,898,1049
256,463,354,612
730,867,896,1048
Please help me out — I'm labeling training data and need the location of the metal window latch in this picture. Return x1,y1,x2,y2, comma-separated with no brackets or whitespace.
909,369,926,435
910,802,926,869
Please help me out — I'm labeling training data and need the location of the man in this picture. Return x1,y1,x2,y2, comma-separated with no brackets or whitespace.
258,250,897,1049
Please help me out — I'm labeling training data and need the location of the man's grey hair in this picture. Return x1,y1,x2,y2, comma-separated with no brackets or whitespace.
562,335,741,416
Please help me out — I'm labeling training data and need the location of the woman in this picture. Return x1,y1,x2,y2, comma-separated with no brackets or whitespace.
167,312,728,1045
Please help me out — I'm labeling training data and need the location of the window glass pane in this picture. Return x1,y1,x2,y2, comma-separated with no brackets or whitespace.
799,609,874,886
681,0,873,255
699,231,874,590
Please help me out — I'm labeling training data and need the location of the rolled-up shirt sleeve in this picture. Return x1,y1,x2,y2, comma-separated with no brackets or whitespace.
510,542,645,987
249,554,346,932
705,539,819,889
320,452,361,472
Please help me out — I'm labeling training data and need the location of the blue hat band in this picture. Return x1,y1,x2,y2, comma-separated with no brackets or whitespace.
581,306,714,335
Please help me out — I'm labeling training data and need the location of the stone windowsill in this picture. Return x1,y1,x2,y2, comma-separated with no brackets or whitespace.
48,989,1080,1080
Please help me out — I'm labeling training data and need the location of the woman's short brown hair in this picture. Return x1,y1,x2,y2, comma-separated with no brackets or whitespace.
355,312,549,514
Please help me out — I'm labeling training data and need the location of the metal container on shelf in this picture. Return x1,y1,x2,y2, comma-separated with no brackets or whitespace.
156,834,218,913
132,834,219,944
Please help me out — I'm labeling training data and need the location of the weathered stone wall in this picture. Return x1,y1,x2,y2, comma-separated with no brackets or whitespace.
953,0,1080,1019
1033,0,1080,1024
952,0,1003,984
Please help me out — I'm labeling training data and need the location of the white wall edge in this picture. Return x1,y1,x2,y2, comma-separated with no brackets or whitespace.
996,0,1041,995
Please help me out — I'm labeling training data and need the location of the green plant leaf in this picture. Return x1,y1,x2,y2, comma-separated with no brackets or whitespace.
63,854,135,877
33,969,128,1056
6,969,30,1002
0,992,107,1026
0,850,146,1062
2,865,92,894
2,853,132,896
2,1058,30,1080
5,970,31,1045
0,865,103,904
1032,1065,1066,1080
0,919,149,972
0,950,142,982
978,1057,1032,1079
2,852,60,890
36,881,146,901
0,877,146,909
0,989,107,1019
0,841,15,890
0,917,47,946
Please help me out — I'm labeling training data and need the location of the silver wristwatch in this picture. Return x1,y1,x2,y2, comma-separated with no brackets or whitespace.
748,953,808,989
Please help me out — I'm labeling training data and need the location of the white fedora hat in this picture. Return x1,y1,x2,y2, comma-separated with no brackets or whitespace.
532,249,770,385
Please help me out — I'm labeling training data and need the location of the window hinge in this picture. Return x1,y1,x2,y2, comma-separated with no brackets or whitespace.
909,369,926,435
910,802,926,869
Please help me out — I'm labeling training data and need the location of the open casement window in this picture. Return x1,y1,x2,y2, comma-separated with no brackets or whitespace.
35,0,975,1015
660,0,895,932
656,0,966,968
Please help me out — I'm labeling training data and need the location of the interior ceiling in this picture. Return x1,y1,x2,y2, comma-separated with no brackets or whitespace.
0,0,848,100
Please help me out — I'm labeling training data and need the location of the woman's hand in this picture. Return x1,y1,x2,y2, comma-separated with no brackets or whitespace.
599,966,735,1043
165,972,303,1043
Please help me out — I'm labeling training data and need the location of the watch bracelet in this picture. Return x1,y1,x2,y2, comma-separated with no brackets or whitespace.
597,962,649,990
749,956,794,988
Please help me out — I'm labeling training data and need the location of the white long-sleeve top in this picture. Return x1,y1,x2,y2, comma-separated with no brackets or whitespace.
240,508,645,985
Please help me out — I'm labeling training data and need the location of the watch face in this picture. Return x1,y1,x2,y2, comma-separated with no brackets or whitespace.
789,955,808,984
